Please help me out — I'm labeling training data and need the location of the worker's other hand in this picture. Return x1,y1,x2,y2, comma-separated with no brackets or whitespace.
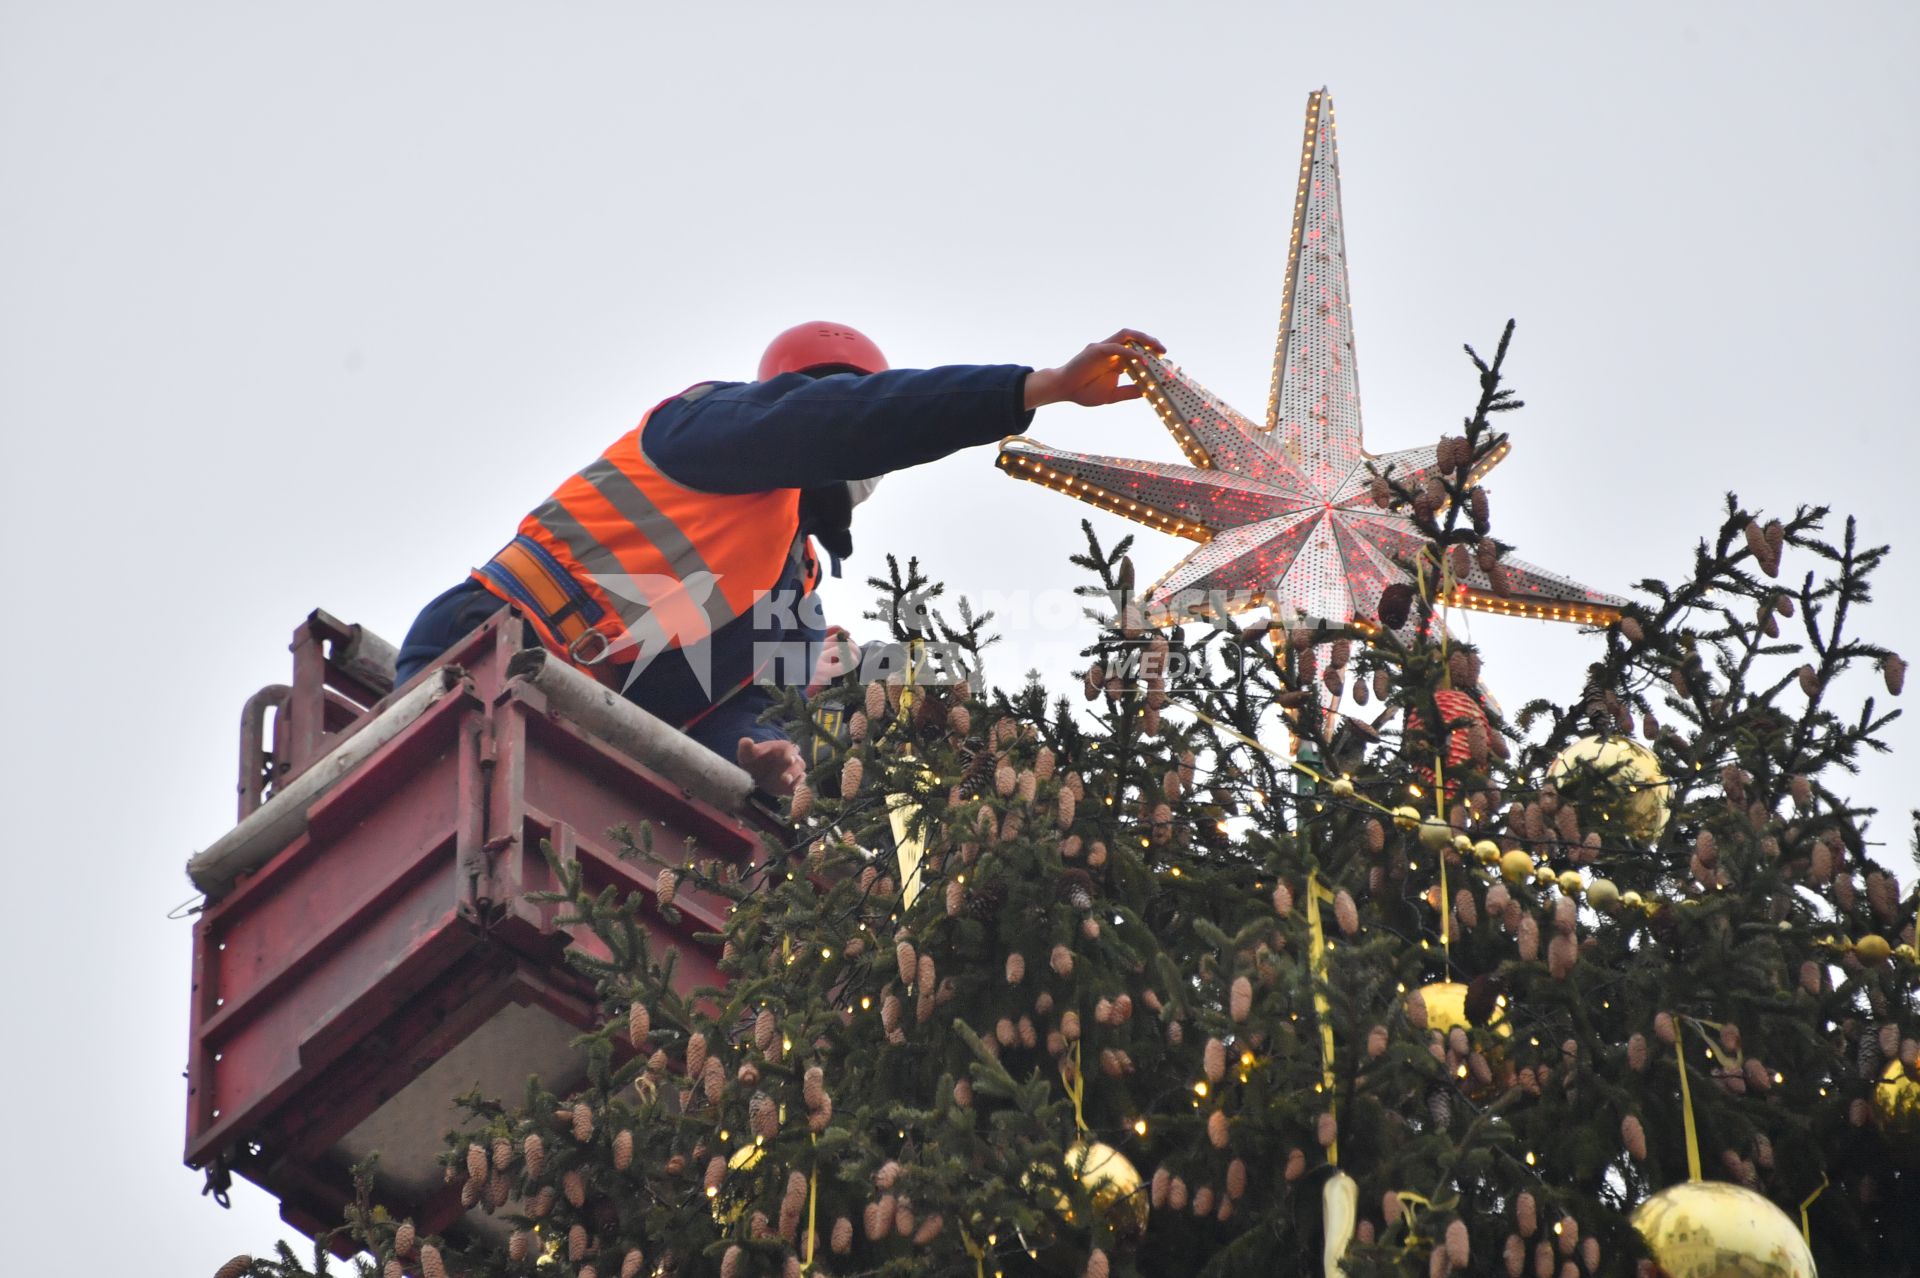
738,736,806,797
1023,329,1166,410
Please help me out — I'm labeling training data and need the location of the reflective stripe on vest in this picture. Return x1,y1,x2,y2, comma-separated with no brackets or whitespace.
474,391,803,663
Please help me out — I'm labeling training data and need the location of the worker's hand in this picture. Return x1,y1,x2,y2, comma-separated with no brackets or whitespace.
1023,329,1167,410
806,626,859,696
738,736,806,797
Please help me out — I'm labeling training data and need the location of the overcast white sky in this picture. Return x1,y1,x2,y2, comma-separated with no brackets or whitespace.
3,3,1916,1269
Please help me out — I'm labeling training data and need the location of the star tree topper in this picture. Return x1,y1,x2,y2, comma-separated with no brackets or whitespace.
998,88,1626,634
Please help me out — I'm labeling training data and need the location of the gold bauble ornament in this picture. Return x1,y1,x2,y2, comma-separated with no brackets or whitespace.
1472,839,1501,865
712,1142,765,1224
1586,878,1621,911
1391,805,1423,831
1414,981,1510,1039
1854,934,1892,967
1027,1142,1149,1242
1328,776,1356,798
1630,1181,1813,1278
1556,870,1583,895
1547,736,1671,842
1873,1060,1920,1144
1500,850,1534,883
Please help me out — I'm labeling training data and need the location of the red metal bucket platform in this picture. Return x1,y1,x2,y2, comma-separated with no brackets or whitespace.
184,608,781,1243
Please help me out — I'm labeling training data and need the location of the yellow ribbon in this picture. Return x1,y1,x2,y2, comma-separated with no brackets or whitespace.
1798,1175,1828,1247
1432,551,1456,960
887,781,931,911
959,1224,988,1278
1308,870,1339,1166
1059,1040,1089,1133
897,635,922,713
1390,1190,1437,1246
1675,1019,1703,1182
887,638,929,909
801,1136,820,1273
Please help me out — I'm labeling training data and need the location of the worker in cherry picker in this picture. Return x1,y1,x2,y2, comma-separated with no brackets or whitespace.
392,321,1162,797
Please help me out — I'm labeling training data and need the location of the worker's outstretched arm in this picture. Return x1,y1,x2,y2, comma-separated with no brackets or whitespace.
643,329,1164,495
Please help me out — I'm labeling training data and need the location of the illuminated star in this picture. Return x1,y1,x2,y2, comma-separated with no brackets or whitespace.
998,88,1626,633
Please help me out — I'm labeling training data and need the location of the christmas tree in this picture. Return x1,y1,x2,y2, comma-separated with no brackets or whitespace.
226,328,1918,1278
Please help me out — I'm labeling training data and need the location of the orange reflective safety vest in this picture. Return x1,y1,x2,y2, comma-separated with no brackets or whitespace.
472,386,821,679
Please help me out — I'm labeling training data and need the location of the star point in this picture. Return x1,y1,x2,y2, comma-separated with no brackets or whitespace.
1001,89,1627,634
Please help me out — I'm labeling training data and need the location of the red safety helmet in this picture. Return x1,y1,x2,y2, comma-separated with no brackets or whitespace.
757,321,889,380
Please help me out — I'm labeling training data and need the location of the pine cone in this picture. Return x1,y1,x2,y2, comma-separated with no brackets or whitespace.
1378,583,1415,630
993,759,1016,798
621,1251,645,1278
841,755,865,800
420,1246,446,1278
1883,655,1907,695
1468,486,1490,532
883,993,905,1035
895,938,918,984
789,780,814,820
1334,889,1359,936
655,868,678,910
1622,1114,1647,1160
1515,1190,1537,1237
612,1128,634,1171
778,1169,808,1243
509,1232,531,1263
1230,975,1253,1022
572,1101,594,1143
749,1091,778,1141
563,1167,587,1207
1446,1219,1470,1268
212,1258,252,1278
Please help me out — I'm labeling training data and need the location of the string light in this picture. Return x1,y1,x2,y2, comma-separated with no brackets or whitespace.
995,444,1210,544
